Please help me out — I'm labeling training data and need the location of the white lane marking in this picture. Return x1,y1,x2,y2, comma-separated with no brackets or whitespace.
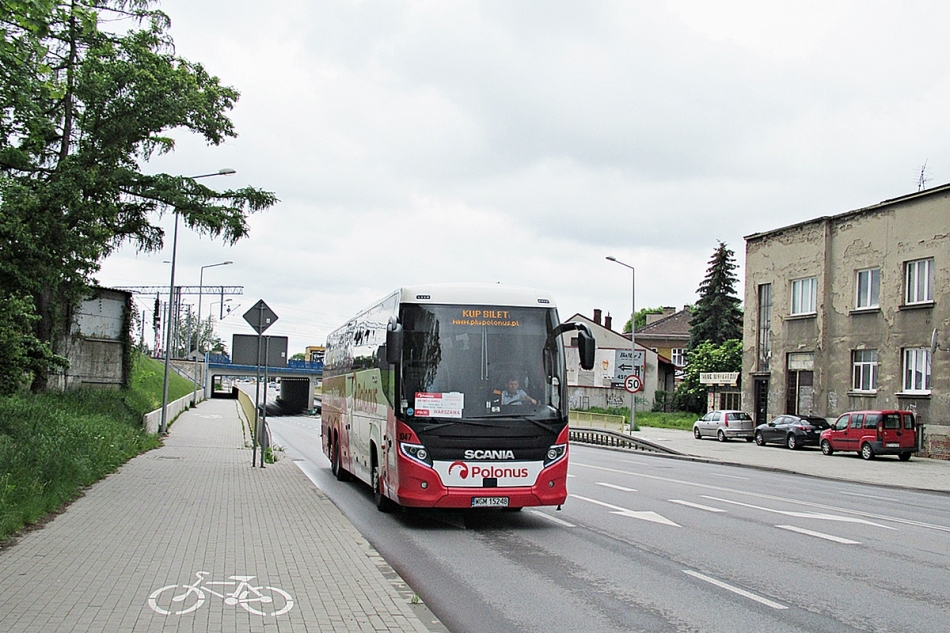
700,496,895,529
683,570,787,610
596,482,637,492
571,461,950,533
571,495,681,527
840,491,899,502
776,525,861,545
709,472,750,480
668,499,727,513
528,510,576,527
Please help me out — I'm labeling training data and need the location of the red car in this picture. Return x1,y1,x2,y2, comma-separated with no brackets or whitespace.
819,410,917,461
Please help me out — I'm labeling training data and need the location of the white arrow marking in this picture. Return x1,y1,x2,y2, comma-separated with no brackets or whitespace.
776,525,861,544
596,482,637,492
700,496,896,529
669,499,726,513
528,511,575,527
683,570,787,610
572,495,680,527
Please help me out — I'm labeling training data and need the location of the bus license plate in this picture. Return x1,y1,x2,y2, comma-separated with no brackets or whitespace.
472,497,509,508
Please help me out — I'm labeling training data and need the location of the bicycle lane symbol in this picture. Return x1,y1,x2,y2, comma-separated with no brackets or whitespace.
147,571,294,616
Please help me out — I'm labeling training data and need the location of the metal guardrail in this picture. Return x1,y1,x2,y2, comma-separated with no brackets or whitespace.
569,427,683,455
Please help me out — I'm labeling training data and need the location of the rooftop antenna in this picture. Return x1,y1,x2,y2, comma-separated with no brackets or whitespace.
917,160,930,191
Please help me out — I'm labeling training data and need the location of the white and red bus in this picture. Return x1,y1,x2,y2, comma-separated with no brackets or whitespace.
322,283,595,512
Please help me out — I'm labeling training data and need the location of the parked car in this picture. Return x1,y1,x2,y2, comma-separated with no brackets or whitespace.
692,410,755,442
819,410,918,461
754,414,830,449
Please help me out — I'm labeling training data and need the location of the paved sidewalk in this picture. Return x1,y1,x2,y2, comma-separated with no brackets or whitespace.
630,426,950,494
0,398,438,633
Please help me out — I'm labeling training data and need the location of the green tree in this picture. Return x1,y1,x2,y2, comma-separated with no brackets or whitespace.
689,241,743,350
0,1,277,391
673,339,742,413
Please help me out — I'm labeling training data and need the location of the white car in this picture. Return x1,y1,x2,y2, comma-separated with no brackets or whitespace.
693,410,755,442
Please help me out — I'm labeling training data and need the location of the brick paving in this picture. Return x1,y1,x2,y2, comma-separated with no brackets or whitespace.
0,398,436,633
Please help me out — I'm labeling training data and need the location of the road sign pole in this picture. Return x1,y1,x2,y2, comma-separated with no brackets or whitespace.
243,300,279,469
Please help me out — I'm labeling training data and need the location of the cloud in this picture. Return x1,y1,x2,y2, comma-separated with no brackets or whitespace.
99,0,950,353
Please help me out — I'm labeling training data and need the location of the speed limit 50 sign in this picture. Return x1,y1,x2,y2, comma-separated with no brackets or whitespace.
623,374,643,394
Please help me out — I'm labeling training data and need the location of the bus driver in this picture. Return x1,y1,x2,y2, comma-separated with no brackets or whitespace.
501,378,537,405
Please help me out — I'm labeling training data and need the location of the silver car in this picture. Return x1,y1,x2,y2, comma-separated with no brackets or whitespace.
692,410,755,442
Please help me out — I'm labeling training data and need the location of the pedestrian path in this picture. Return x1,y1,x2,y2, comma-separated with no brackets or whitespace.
0,398,439,633
629,426,950,493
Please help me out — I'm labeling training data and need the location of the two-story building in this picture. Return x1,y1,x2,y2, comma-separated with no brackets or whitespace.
636,306,691,372
562,309,674,412
742,184,950,459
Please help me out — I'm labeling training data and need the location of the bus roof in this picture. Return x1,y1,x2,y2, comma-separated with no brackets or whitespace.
396,282,557,308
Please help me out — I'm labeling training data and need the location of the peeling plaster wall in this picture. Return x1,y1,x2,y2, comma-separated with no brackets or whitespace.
743,189,950,458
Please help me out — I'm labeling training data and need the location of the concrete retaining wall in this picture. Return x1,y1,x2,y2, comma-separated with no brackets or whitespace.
143,390,203,434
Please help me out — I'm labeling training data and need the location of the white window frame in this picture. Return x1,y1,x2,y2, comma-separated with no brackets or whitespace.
790,277,817,315
855,268,880,309
851,349,878,392
902,347,931,393
904,258,934,305
671,348,685,367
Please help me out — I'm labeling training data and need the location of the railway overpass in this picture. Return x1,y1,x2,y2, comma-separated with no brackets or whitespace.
201,355,324,412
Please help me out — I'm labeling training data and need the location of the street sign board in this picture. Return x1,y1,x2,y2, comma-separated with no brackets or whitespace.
623,374,643,394
613,349,644,382
699,372,739,385
244,300,278,334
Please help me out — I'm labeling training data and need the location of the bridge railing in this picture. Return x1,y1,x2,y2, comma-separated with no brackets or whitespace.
206,354,323,372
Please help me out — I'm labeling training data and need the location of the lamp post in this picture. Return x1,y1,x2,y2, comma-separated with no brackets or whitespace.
160,168,236,435
194,261,233,390
606,255,638,431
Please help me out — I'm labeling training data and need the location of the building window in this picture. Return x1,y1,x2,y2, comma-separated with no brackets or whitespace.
671,348,685,367
851,349,878,392
902,347,931,393
757,283,771,371
855,268,880,309
904,258,934,305
790,277,817,315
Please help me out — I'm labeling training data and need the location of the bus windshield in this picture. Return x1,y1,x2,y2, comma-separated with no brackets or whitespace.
399,304,564,421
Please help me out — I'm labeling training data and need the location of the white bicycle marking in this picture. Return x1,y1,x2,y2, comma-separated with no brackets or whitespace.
148,571,294,616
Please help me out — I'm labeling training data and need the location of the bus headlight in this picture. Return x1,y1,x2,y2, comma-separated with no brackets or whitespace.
544,443,567,466
400,442,433,467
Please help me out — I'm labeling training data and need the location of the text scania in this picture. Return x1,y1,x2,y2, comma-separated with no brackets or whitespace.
470,465,530,479
464,449,515,459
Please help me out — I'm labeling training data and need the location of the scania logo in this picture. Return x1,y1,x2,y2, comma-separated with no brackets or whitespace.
464,449,515,460
448,461,469,479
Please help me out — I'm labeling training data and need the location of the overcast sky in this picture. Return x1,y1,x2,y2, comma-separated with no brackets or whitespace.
96,0,950,355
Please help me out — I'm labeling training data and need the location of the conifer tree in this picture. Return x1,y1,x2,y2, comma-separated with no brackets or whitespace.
688,241,743,349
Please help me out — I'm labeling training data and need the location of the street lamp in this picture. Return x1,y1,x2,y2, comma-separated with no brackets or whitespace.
606,255,638,432
160,168,237,435
194,261,233,390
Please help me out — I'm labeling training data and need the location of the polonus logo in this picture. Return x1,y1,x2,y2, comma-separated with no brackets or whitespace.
448,461,528,479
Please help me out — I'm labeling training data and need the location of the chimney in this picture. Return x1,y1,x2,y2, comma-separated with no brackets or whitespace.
593,308,602,325
604,314,612,331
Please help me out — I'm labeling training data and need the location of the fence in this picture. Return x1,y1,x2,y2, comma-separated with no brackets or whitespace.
569,410,627,432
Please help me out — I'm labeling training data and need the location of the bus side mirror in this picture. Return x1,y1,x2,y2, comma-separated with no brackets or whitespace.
386,320,403,365
578,327,595,370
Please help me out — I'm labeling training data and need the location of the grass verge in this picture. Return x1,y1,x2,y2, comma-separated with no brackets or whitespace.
0,353,194,544
584,407,699,430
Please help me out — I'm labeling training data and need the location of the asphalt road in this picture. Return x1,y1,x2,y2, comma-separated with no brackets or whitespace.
268,414,950,633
